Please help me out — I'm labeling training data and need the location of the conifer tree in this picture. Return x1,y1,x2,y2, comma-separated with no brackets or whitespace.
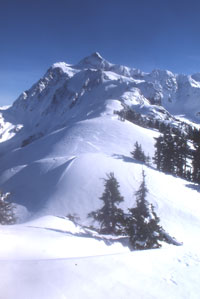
88,173,125,235
161,129,176,174
174,133,189,178
192,143,200,183
153,135,164,170
127,171,163,249
131,141,146,163
154,129,190,178
0,192,16,225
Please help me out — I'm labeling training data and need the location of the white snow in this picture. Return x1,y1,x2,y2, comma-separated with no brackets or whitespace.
0,215,200,299
1,53,200,298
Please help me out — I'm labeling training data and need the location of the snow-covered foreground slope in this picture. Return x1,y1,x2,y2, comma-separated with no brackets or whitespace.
0,216,200,299
0,216,128,260
1,120,200,299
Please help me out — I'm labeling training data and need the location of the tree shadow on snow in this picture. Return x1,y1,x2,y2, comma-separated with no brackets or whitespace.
28,224,130,248
112,154,142,164
185,183,200,193
112,154,155,171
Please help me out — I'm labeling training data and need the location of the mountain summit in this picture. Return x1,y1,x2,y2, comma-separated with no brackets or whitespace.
76,52,111,69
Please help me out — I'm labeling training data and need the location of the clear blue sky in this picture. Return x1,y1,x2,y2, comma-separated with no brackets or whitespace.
1,0,200,105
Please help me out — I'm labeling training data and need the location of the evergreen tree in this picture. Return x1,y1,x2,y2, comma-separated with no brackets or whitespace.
154,119,160,130
159,122,168,133
0,192,16,225
174,133,189,178
145,154,151,166
161,129,176,174
131,141,146,163
153,135,164,170
191,127,200,144
154,129,190,177
126,171,163,249
88,173,125,235
192,143,200,183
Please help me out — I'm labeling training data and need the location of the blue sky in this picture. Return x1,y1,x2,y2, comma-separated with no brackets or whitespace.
1,0,200,105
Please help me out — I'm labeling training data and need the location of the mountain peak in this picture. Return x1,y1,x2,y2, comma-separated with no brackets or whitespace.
77,52,111,70
90,52,103,60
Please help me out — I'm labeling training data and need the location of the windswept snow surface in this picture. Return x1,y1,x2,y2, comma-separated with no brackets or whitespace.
0,216,200,299
1,53,200,298
0,116,159,219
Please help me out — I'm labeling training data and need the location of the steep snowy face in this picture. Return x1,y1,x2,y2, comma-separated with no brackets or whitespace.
141,69,200,119
175,74,200,118
147,69,177,91
10,68,109,129
12,63,77,113
76,52,143,78
76,52,111,70
191,72,200,82
74,54,200,122
141,69,178,106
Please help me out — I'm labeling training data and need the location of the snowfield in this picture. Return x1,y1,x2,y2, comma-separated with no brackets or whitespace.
0,53,200,298
0,216,200,299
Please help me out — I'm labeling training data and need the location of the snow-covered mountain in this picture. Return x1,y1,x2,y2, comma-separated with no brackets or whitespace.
1,52,200,152
0,51,200,221
1,53,200,298
0,52,200,219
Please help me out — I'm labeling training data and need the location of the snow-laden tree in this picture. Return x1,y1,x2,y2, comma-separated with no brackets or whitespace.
131,141,147,163
126,171,163,249
88,172,125,235
0,192,16,225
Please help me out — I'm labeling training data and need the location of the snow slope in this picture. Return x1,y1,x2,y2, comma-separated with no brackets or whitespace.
0,113,159,218
1,53,200,298
0,216,200,299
